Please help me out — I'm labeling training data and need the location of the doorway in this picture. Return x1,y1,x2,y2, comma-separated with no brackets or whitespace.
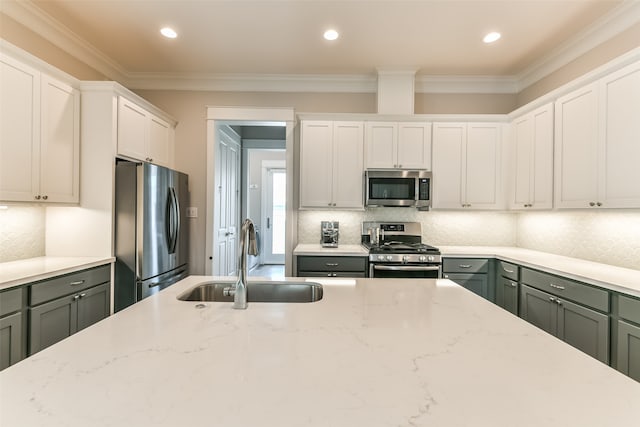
205,107,295,277
262,165,286,264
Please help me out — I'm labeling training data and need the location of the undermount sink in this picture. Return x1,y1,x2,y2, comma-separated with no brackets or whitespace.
177,281,323,303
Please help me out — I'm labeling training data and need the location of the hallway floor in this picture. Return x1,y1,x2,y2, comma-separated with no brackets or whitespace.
249,264,285,279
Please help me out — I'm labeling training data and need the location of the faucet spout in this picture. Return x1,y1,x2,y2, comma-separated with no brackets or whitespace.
233,218,257,309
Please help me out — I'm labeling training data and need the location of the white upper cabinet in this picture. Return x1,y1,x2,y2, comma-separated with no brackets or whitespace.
300,120,364,209
365,121,431,170
509,103,554,210
599,61,640,208
555,60,640,209
0,53,79,203
117,96,172,167
432,122,503,210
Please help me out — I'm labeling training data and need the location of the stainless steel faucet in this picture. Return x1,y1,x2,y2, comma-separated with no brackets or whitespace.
229,218,258,309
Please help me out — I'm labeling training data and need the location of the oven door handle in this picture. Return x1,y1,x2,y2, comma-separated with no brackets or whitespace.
373,265,441,272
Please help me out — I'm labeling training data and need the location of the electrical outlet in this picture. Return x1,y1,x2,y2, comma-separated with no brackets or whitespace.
186,207,198,218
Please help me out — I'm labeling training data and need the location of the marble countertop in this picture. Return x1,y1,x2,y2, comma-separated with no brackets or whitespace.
1,276,638,426
0,256,115,291
440,246,640,298
294,243,369,256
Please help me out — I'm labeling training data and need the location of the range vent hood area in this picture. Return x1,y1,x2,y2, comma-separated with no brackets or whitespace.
376,70,417,115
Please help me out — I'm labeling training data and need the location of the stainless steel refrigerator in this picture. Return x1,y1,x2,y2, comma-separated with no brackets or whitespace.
114,161,189,312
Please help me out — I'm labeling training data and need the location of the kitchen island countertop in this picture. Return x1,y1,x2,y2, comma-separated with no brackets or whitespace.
1,275,638,426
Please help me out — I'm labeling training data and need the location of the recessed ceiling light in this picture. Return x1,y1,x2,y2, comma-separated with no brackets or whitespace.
160,27,178,39
483,32,501,43
323,29,339,41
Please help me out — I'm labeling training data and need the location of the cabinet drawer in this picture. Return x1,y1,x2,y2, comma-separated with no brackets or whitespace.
30,265,111,306
0,288,23,317
498,261,518,281
297,256,367,273
443,258,488,273
521,268,608,312
619,295,640,325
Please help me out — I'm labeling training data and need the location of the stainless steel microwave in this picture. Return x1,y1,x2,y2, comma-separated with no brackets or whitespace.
365,170,432,208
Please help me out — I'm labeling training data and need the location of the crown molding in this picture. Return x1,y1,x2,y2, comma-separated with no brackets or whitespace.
3,0,638,94
0,0,127,82
516,0,640,91
126,72,377,93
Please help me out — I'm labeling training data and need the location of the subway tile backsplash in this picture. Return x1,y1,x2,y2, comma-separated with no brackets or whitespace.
298,209,640,271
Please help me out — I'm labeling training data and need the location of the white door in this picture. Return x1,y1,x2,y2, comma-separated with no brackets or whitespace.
213,126,241,276
263,168,286,264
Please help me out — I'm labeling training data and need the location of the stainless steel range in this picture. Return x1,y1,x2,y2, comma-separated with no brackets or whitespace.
362,221,442,279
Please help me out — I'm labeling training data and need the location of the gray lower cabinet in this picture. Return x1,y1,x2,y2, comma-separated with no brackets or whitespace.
616,295,640,382
0,287,25,370
297,256,367,277
443,258,493,301
0,312,23,370
520,284,609,364
496,276,519,315
445,273,489,299
495,261,519,315
617,321,640,382
28,266,110,355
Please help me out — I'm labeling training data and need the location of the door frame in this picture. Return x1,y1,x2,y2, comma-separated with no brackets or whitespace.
262,162,286,264
205,107,296,276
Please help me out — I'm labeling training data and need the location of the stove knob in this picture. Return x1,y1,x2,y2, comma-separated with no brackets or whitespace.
386,255,393,261
419,255,427,262
402,255,409,262
378,255,385,261
428,255,435,262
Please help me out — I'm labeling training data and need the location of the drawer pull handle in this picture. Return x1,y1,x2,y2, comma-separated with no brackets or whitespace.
70,280,85,286
458,264,472,268
549,283,565,290
325,263,339,266
503,268,515,273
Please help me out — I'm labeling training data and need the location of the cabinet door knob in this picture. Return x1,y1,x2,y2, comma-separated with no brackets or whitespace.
35,195,41,200
42,195,48,200
596,202,602,207
510,282,517,288
589,202,596,207
73,295,80,301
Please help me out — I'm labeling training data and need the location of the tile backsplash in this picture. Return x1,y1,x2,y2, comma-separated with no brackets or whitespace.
298,209,517,246
298,208,640,271
0,205,46,262
516,210,640,270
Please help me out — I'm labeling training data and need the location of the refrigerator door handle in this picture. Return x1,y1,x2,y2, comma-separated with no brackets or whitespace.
173,186,181,253
168,187,179,254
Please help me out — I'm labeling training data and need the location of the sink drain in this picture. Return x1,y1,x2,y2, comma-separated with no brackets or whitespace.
195,303,207,309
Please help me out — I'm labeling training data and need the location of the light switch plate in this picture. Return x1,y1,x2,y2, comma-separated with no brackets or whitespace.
186,207,198,218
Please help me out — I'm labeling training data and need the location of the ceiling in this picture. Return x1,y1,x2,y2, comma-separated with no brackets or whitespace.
5,1,640,91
